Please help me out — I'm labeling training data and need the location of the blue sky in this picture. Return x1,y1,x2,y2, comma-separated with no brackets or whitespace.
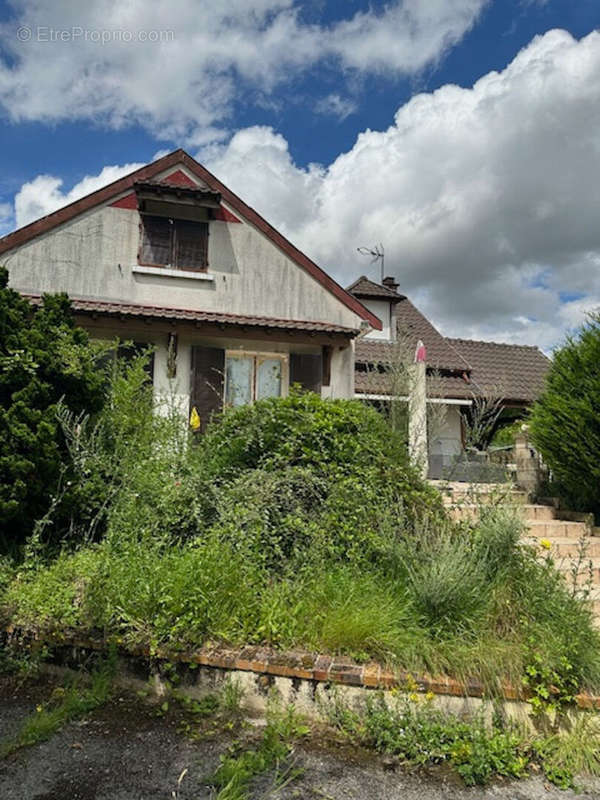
0,0,599,348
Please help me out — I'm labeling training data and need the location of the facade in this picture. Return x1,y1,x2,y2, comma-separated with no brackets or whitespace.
0,149,550,462
0,150,380,429
348,276,551,476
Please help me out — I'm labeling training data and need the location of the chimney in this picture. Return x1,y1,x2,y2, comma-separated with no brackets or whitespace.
382,276,399,294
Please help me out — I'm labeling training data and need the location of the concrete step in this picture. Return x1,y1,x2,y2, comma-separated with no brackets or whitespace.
441,491,528,507
448,504,556,523
433,481,525,503
542,556,600,585
524,536,600,558
525,520,590,538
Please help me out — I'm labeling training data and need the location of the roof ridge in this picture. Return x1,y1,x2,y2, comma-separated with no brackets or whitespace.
447,336,542,351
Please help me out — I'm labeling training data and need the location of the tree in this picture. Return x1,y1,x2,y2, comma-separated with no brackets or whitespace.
0,267,105,547
529,312,600,517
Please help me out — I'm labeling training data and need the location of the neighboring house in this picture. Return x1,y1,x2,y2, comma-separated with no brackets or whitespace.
0,150,381,429
348,276,550,475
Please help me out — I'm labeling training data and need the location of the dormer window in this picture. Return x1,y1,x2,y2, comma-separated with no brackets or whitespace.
135,179,221,272
139,216,208,270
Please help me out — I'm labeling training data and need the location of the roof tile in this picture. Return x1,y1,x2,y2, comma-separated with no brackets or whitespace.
24,295,358,336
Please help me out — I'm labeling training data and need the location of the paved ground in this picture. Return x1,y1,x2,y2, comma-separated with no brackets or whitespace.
1,676,599,800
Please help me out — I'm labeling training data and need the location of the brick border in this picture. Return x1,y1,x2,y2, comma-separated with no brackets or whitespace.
4,627,600,711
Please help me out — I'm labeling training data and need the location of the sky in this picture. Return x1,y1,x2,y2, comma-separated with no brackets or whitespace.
0,0,599,351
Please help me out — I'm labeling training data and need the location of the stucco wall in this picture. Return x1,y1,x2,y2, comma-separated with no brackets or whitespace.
82,317,353,412
361,298,391,340
5,178,361,332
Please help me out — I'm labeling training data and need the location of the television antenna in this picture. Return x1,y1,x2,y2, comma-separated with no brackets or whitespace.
357,243,384,283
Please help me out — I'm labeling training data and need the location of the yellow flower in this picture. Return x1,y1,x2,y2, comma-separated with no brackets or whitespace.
36,705,43,713
539,538,552,550
425,691,435,702
409,692,419,702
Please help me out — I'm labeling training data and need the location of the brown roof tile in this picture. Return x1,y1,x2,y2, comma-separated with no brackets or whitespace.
354,298,471,372
23,294,358,336
355,336,551,404
346,275,402,300
447,338,550,403
355,369,473,400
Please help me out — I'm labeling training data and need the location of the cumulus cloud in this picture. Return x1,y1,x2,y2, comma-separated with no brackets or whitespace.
203,29,600,350
14,163,144,227
7,27,600,350
0,0,486,142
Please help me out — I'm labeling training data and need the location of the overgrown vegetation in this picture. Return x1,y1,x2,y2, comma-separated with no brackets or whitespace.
1,349,599,706
322,689,600,789
530,311,600,518
209,699,309,800
0,267,107,550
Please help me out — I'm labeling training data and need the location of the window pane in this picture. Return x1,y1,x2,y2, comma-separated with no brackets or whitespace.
225,356,253,407
140,216,172,266
256,358,282,399
175,220,208,269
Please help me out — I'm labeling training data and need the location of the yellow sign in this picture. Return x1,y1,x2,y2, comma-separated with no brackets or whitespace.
189,406,201,432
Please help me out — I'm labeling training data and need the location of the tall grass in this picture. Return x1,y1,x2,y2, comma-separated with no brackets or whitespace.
2,365,600,696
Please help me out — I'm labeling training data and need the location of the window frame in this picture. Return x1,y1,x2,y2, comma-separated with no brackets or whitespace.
223,350,289,407
137,213,209,273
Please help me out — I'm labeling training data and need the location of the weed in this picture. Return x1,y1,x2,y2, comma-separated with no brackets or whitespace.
0,648,116,757
533,713,600,789
209,699,308,800
322,691,528,787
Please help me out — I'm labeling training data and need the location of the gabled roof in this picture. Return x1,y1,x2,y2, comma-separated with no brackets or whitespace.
447,338,550,403
0,149,381,331
346,275,403,301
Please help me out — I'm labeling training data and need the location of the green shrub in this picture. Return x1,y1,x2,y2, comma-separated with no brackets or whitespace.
0,267,106,548
530,312,600,517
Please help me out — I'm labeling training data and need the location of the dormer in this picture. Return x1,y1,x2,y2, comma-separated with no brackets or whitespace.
346,275,403,340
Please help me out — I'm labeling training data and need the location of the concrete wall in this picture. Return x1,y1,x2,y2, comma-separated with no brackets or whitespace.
5,165,361,334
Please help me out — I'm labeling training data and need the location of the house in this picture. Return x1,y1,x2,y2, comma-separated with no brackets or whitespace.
0,148,550,471
347,275,551,476
0,150,381,430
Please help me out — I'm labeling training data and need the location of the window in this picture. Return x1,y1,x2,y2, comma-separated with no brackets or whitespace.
138,215,208,270
224,352,287,407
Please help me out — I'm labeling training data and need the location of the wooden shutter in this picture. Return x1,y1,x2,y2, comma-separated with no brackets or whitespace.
139,216,172,266
290,353,322,394
190,345,225,432
175,220,208,270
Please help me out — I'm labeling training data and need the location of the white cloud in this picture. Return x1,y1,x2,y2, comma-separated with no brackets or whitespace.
314,94,357,121
7,27,600,351
0,0,487,142
14,163,144,227
203,29,600,350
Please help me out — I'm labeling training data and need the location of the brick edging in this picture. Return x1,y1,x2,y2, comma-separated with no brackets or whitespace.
4,627,600,711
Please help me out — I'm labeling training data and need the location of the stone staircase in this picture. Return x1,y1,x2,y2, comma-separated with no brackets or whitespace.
431,481,600,620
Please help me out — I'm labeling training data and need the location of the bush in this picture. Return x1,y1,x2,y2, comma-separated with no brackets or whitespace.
0,267,106,547
530,312,600,517
3,368,600,697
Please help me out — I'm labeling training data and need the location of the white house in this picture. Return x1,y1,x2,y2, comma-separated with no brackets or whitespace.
0,149,550,473
0,150,381,429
